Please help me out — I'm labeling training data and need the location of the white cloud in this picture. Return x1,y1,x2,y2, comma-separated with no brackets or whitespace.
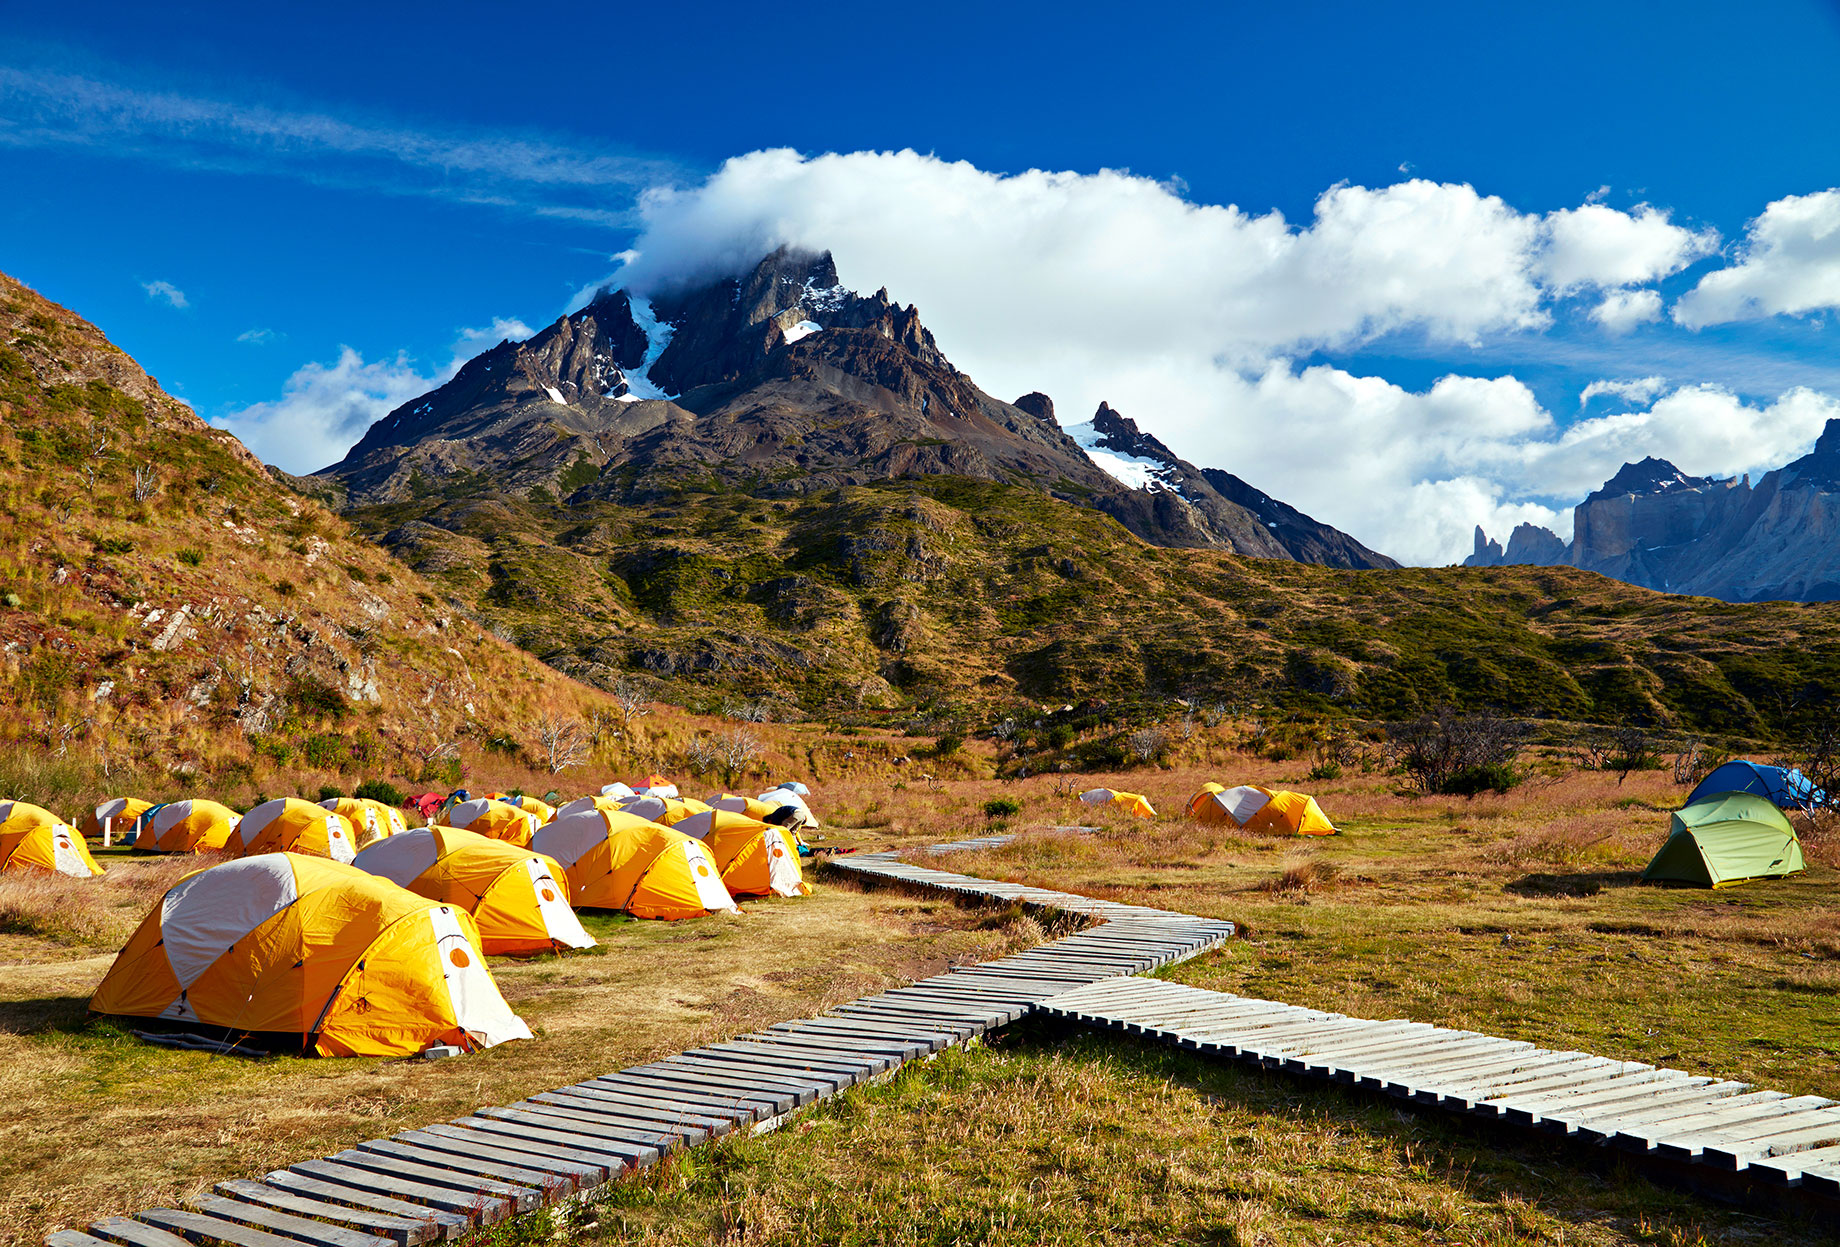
1590,289,1664,333
216,316,537,472
215,347,432,474
141,279,187,308
1537,204,1716,291
236,327,277,345
1579,376,1666,407
1674,188,1840,328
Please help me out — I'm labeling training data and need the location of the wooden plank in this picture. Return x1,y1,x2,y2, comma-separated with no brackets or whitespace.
483,1102,689,1151
533,1086,736,1134
693,1041,886,1079
650,1055,838,1101
47,1235,117,1247
324,1148,542,1214
1704,1119,1840,1171
84,1218,193,1247
1749,1142,1840,1183
1583,1090,1790,1143
356,1135,592,1195
185,1193,397,1247
130,1208,318,1247
288,1158,510,1223
412,1122,627,1179
388,1127,604,1187
510,1097,710,1148
213,1179,435,1246
1652,1104,1840,1161
775,1016,957,1048
258,1171,467,1241
600,1069,796,1117
751,1025,930,1061
1614,1095,1814,1151
451,1112,662,1169
1560,1083,1755,1137
588,1072,780,1122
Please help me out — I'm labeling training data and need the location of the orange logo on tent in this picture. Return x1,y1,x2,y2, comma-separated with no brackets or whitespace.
449,948,471,968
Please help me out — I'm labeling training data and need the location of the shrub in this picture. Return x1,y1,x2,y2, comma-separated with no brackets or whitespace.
1388,707,1525,795
1439,762,1521,796
273,578,298,597
420,756,463,787
175,545,205,566
931,733,964,757
1306,762,1343,781
483,731,522,757
1046,724,1075,750
316,784,343,802
301,733,351,770
354,778,406,806
290,677,350,722
982,797,1021,819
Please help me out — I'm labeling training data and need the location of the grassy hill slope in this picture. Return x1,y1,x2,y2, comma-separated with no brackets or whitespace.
320,470,1840,740
0,271,618,799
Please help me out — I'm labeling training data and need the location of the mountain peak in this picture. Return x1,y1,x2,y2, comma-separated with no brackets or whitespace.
1584,456,1717,503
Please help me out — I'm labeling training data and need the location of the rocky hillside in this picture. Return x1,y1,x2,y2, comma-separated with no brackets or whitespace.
320,247,1377,560
1469,431,1840,602
0,270,615,790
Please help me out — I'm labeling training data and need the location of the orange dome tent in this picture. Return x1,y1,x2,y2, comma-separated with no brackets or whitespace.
1078,787,1157,820
233,798,357,863
320,796,403,849
441,797,542,847
135,800,240,853
676,809,810,898
90,853,530,1056
1188,783,1337,836
531,806,736,920
484,793,557,824
78,797,153,845
352,826,595,955
0,802,103,877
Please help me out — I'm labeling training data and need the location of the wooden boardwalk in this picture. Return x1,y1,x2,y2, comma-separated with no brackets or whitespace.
49,853,1232,1246
1039,977,1840,1206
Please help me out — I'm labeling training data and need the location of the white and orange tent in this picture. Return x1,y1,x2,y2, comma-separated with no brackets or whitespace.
134,800,241,853
91,853,530,1057
1078,787,1157,820
441,797,542,848
0,801,103,877
352,826,595,956
531,806,736,920
233,798,357,863
484,792,557,825
77,797,153,846
320,796,405,849
1188,783,1337,836
675,808,809,898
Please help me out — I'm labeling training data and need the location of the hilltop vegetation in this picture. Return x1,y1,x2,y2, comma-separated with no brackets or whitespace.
331,471,1840,740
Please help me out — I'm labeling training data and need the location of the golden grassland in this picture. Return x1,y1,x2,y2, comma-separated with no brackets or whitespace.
2,734,1836,1245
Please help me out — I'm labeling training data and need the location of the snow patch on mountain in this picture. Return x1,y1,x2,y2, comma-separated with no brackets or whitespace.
1064,420,1176,492
615,294,679,402
545,386,568,405
783,320,822,344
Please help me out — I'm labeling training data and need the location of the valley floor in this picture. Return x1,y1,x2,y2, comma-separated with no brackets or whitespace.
3,754,1836,1246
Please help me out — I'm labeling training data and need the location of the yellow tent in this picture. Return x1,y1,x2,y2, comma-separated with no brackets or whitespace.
319,797,403,849
1078,787,1157,820
352,826,595,955
485,792,557,825
618,794,709,826
531,807,737,920
135,800,240,853
0,802,103,877
441,797,541,847
1188,783,1337,836
710,792,779,821
77,797,153,845
676,809,810,898
91,853,530,1057
234,798,357,863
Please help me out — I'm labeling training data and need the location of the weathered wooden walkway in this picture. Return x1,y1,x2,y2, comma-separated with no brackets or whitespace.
47,853,1233,1246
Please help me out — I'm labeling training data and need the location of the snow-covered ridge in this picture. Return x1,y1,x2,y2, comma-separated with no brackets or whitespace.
1064,420,1178,492
616,294,678,402
782,320,822,344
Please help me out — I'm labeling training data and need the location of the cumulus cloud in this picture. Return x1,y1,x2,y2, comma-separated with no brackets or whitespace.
1579,376,1666,407
216,316,536,473
588,149,1824,563
1674,188,1840,327
141,279,187,308
1537,204,1716,291
1591,289,1664,333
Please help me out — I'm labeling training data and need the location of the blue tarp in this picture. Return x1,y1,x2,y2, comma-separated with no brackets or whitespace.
1686,760,1825,810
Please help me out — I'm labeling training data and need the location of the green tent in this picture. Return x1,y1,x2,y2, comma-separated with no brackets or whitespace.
1642,791,1806,888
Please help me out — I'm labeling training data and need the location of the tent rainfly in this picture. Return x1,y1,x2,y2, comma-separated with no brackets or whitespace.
352,826,595,955
233,798,356,863
1188,783,1337,836
442,797,543,848
320,796,405,849
90,853,531,1055
78,797,153,846
531,807,737,919
1078,788,1157,820
1643,791,1806,888
0,801,103,877
134,800,241,853
675,809,811,898
1686,760,1825,811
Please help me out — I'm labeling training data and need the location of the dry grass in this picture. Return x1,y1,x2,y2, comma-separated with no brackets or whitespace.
2,876,1034,1245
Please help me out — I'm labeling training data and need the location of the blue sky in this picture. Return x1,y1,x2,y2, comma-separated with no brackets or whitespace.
5,1,1840,561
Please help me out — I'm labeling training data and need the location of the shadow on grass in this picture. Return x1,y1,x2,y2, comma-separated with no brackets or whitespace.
0,994,92,1035
1504,869,1645,897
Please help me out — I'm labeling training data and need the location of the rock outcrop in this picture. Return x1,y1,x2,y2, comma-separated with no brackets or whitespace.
1466,427,1840,601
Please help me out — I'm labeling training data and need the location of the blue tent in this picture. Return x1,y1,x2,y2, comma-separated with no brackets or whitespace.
1686,760,1824,810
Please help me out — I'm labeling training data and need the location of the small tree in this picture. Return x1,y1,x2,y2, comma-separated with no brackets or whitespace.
683,733,719,777
1387,707,1525,795
716,728,762,786
1127,726,1167,764
612,676,651,729
533,714,588,775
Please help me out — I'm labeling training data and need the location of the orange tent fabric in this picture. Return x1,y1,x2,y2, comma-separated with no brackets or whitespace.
233,798,357,862
1188,783,1337,835
675,809,810,898
531,807,737,920
0,801,103,877
441,797,542,847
